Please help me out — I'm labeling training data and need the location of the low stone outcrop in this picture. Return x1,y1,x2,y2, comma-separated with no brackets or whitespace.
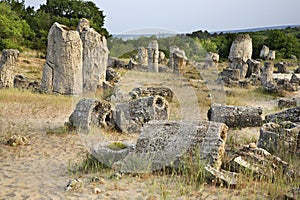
265,106,300,123
228,146,292,179
220,68,240,81
106,67,120,83
274,62,289,73
0,49,20,88
130,86,174,102
114,120,228,172
257,122,300,154
208,103,263,128
13,74,40,91
278,98,297,109
268,50,276,60
113,96,169,133
290,73,300,85
68,98,112,130
108,57,127,69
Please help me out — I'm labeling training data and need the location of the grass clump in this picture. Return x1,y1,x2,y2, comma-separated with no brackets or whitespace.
107,141,128,151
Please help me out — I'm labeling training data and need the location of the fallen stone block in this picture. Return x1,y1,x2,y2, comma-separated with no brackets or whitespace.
114,120,228,173
278,98,297,109
220,68,241,81
113,96,169,133
92,141,134,167
68,98,112,130
257,122,300,154
228,146,292,179
265,106,300,123
130,86,174,102
208,103,263,128
205,164,239,186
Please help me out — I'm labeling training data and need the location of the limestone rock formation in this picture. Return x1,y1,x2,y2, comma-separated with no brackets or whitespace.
208,103,263,128
147,40,159,72
274,62,288,73
130,86,174,102
114,120,228,172
246,59,262,78
113,96,169,133
138,47,148,65
68,98,112,130
258,122,300,154
108,57,127,69
228,34,253,79
278,98,297,109
106,67,120,83
260,45,269,59
261,62,274,87
268,50,276,60
0,49,20,88
41,19,109,95
172,49,187,74
265,106,300,123
41,22,83,95
205,52,219,68
77,18,109,93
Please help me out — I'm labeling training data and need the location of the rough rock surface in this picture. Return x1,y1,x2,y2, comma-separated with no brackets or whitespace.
290,73,300,85
220,68,240,81
265,106,300,123
147,40,159,72
278,98,297,109
106,67,120,82
205,52,219,68
274,62,288,73
228,34,252,78
41,22,83,95
228,146,292,179
260,45,269,59
268,50,276,60
172,49,187,74
113,96,169,133
108,57,126,69
0,49,20,88
69,98,112,130
115,120,228,172
77,18,109,93
208,103,263,128
246,59,261,78
261,62,274,87
257,122,300,154
130,86,174,102
138,47,148,65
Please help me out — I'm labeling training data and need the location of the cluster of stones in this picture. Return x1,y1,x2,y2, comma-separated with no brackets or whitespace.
41,18,109,95
259,45,276,60
218,34,299,94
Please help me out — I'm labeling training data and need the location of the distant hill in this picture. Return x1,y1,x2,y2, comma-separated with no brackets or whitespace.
113,33,176,40
210,25,300,34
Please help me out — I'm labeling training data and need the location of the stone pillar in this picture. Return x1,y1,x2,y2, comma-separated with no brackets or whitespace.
41,22,83,95
173,49,187,74
169,46,179,69
77,18,109,93
138,47,148,65
268,50,276,60
147,40,159,72
259,45,269,59
0,49,19,88
261,62,273,86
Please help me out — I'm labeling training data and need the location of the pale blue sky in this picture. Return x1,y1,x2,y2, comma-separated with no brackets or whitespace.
25,0,300,34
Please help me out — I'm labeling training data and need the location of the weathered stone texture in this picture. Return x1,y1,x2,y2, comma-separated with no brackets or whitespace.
138,47,148,65
208,103,263,128
205,52,219,68
172,49,187,74
0,49,20,88
258,122,300,154
265,106,300,123
113,96,169,133
275,62,288,74
69,98,112,130
78,18,109,93
147,40,159,72
246,59,261,78
41,22,83,95
130,86,174,102
220,68,240,81
261,62,273,87
268,50,276,60
278,98,297,109
229,34,252,63
260,45,269,59
116,120,228,172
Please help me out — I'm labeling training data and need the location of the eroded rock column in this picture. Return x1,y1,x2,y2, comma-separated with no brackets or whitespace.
0,49,20,88
147,40,159,72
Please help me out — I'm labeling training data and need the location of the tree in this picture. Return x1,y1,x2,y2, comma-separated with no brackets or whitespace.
0,1,34,50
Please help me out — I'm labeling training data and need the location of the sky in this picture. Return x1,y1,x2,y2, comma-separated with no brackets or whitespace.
25,0,300,34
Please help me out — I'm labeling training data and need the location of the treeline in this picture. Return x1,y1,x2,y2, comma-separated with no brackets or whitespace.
0,0,108,51
109,27,300,61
